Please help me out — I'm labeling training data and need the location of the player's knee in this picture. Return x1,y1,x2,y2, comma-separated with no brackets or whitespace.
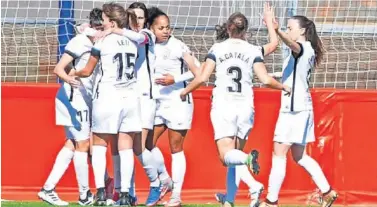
75,139,90,152
64,139,76,151
296,154,310,166
170,144,183,154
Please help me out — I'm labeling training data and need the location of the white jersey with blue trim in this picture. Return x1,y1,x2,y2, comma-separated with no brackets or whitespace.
280,41,314,112
55,34,96,126
153,36,192,101
91,33,138,98
135,29,156,99
208,38,264,106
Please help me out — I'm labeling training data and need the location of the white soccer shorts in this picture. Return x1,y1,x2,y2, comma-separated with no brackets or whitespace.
154,99,193,130
55,86,92,141
273,110,315,145
140,97,157,130
210,101,255,140
92,94,142,134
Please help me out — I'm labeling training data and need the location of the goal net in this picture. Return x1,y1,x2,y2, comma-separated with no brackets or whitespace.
1,0,376,89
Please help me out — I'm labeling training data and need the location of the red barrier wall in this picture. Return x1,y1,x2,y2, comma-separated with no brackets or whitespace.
2,83,377,205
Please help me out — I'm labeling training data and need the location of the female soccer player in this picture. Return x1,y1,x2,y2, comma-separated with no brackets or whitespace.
259,13,337,207
143,6,201,207
180,11,290,207
213,3,282,207
37,8,103,206
72,3,140,206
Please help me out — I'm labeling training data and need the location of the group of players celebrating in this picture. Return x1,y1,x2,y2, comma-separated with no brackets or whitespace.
37,1,338,207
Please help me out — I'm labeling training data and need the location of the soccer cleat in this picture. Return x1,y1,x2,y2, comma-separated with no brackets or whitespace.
118,192,132,206
160,178,174,199
94,187,107,206
246,150,260,175
105,177,114,200
258,201,278,207
215,192,226,204
321,190,338,207
249,183,264,207
38,188,69,206
78,190,94,206
146,186,162,207
165,194,182,207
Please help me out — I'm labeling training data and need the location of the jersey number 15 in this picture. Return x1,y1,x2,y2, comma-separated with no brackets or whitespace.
113,52,136,81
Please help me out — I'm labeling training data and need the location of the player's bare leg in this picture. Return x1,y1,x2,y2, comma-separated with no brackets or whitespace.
291,144,337,207
164,129,187,207
147,124,173,199
38,139,75,206
92,133,113,206
135,129,161,206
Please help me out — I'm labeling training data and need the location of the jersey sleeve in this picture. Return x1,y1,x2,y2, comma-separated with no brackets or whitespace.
292,41,304,58
64,36,83,59
140,29,156,45
205,44,217,62
91,39,103,57
178,40,191,58
253,46,264,64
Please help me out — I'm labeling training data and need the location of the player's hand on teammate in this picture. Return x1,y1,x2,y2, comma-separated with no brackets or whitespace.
94,28,113,41
66,76,81,88
180,92,187,102
155,74,175,86
283,85,291,96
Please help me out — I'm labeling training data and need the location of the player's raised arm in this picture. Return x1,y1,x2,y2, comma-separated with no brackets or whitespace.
261,2,279,56
273,16,302,57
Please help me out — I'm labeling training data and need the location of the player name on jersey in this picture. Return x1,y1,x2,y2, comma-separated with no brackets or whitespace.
219,52,250,64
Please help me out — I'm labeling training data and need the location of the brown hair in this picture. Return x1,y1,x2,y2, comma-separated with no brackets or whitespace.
215,12,248,40
102,2,137,29
291,15,324,67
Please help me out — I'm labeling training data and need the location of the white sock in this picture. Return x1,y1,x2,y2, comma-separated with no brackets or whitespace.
137,149,160,187
130,168,136,197
151,147,170,181
298,155,330,193
119,149,134,193
236,165,262,192
112,154,121,192
92,146,107,189
225,167,238,203
43,147,74,190
73,151,89,200
266,155,287,203
172,151,186,195
224,149,248,166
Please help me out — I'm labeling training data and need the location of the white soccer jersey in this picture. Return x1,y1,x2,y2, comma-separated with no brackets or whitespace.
280,41,314,112
91,33,138,98
153,36,192,102
209,38,264,107
55,34,95,127
135,29,156,99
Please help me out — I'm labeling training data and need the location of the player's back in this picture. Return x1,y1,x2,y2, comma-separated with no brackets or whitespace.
93,33,138,97
211,39,262,105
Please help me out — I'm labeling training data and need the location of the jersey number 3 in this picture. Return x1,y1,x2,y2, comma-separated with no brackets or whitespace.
227,67,242,93
113,53,136,81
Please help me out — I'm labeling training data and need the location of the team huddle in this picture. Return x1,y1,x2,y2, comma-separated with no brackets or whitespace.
38,2,337,207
